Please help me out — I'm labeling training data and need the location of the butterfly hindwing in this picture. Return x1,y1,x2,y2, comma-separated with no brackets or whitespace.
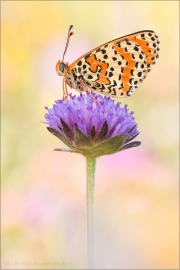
69,30,160,97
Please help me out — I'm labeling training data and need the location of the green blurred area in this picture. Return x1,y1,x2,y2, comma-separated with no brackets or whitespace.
1,1,179,269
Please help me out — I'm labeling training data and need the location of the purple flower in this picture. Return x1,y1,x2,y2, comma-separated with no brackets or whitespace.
44,93,141,157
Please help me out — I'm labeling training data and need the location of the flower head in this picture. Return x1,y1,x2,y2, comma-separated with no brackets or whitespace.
44,93,141,157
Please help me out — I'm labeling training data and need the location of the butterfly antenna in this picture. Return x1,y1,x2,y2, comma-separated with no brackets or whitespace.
62,25,74,62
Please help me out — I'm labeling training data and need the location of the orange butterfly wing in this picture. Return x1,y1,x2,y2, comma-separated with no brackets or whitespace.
69,30,160,97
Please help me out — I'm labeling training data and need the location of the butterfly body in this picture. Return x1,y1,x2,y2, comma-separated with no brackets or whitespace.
56,27,160,99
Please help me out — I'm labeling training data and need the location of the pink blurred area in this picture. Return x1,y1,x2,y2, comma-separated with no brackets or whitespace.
1,1,179,269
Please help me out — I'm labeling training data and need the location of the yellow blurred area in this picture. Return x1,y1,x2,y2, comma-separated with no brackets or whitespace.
1,1,179,269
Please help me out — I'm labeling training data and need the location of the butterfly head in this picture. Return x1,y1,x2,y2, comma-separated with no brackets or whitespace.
56,60,68,76
56,25,74,76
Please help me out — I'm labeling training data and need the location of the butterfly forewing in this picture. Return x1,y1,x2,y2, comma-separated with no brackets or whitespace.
69,30,160,97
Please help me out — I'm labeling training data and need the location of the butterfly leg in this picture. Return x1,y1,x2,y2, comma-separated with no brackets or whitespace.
80,79,98,104
62,77,68,101
64,78,69,101
62,77,66,100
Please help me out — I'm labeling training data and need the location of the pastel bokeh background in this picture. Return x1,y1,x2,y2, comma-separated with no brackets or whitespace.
1,1,179,269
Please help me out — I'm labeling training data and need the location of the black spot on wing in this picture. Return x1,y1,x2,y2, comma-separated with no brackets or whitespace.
101,49,106,54
84,53,91,60
77,60,82,66
88,75,93,80
96,48,101,53
129,78,133,85
99,84,105,92
130,69,134,76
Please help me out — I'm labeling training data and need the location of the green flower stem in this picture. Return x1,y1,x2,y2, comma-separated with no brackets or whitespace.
86,156,96,269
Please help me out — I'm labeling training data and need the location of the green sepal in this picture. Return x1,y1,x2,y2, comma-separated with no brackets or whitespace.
90,126,96,141
54,148,76,153
90,134,128,157
60,118,74,141
47,127,76,150
96,121,108,142
125,133,139,144
74,125,92,149
120,141,141,151
47,127,141,157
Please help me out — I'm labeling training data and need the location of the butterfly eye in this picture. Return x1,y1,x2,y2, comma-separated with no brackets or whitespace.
59,63,65,72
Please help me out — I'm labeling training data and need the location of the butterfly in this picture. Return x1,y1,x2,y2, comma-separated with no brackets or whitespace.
56,25,160,102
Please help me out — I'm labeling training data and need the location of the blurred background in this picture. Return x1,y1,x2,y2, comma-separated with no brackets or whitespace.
1,1,179,269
